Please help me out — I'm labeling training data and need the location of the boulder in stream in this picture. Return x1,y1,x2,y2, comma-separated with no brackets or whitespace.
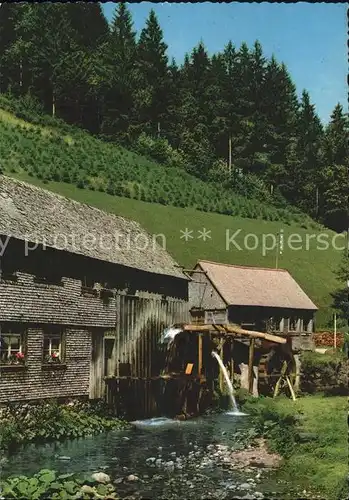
91,472,111,484
126,474,139,482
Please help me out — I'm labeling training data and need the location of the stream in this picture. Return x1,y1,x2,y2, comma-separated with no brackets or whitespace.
0,413,285,499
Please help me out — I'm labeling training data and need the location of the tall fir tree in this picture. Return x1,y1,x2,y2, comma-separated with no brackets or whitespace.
289,90,323,216
0,4,24,94
101,3,137,140
162,58,182,147
60,3,109,131
261,58,299,194
176,42,214,178
220,41,239,170
244,40,269,175
135,9,169,137
320,104,349,232
4,4,107,130
229,42,255,172
206,52,230,162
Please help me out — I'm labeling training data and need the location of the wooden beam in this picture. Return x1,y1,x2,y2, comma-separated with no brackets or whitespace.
219,340,224,393
198,334,203,376
273,361,288,398
286,376,297,401
248,338,255,394
182,323,287,344
227,339,234,386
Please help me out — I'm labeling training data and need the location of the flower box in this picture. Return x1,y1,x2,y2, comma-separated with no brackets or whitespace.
43,352,63,364
0,352,26,367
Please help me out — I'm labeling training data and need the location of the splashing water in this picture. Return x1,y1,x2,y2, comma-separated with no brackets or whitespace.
211,351,246,415
131,417,180,428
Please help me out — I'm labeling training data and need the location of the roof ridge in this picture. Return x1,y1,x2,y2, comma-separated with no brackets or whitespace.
0,175,186,279
2,174,140,228
198,260,288,272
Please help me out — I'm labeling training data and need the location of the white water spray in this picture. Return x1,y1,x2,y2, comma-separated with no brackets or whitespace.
211,351,244,415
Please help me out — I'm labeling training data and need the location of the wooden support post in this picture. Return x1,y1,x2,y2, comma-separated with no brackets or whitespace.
198,334,203,377
219,340,224,393
286,376,297,401
228,339,234,386
273,360,287,398
294,354,301,393
248,338,255,394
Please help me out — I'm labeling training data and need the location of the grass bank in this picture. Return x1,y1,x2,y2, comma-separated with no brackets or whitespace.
243,395,347,499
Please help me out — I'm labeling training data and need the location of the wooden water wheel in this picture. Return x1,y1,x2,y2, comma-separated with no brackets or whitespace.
258,342,297,398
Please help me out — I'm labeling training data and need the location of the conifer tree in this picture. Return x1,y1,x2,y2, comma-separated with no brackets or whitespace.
320,104,349,232
136,9,169,136
101,3,137,140
61,3,109,131
0,4,23,93
206,52,230,162
290,90,323,215
163,58,182,147
221,41,239,170
244,40,268,175
229,42,255,171
176,42,214,178
261,58,299,194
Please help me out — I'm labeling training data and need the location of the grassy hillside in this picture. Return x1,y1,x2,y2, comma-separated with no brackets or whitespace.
0,94,316,226
0,96,343,327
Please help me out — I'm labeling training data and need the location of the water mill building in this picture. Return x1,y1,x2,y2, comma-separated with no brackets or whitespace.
0,176,320,414
0,176,189,410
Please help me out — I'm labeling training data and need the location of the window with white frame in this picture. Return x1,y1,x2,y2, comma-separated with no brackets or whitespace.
0,325,25,364
43,329,64,364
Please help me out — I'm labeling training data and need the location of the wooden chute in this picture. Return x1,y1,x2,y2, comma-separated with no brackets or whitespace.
182,323,287,344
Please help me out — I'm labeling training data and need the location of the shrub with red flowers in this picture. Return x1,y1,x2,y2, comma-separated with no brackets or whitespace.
43,351,61,364
1,352,26,365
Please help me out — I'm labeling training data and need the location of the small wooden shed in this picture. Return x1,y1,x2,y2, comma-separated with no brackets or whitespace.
189,260,318,351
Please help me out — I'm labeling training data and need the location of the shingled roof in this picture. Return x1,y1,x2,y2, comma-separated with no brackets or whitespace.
0,176,186,280
196,260,317,310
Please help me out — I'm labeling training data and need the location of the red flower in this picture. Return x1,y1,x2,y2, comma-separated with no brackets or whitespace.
51,352,59,358
16,352,25,360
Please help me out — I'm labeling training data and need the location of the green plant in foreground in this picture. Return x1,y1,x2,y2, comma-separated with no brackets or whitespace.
0,469,118,499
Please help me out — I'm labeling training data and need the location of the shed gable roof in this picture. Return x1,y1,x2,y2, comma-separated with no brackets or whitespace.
196,260,318,310
0,176,186,280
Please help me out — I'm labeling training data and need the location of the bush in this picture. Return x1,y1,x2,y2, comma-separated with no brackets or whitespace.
300,351,348,395
0,400,128,452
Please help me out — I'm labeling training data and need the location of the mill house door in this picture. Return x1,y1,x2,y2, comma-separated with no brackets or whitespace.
104,331,117,377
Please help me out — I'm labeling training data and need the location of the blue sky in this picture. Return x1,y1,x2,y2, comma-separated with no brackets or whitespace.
102,2,347,124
